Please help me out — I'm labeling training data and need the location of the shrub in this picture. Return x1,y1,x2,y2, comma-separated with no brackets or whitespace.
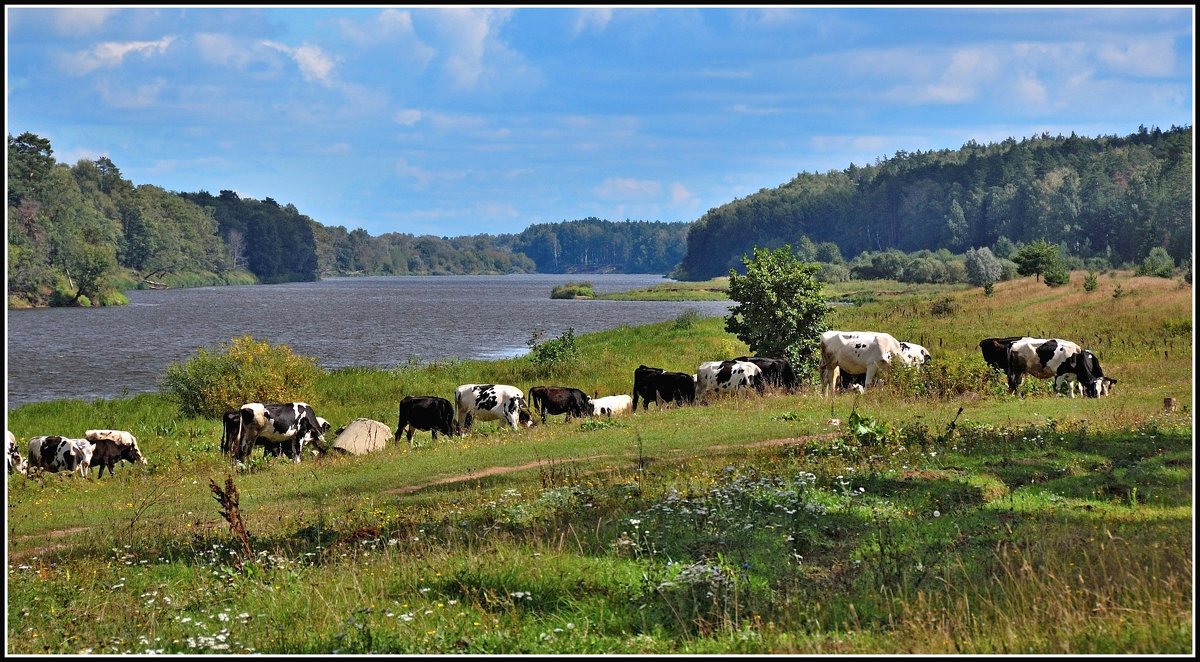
1083,271,1099,292
550,282,596,299
1136,247,1175,278
671,308,702,331
160,335,325,418
1042,261,1070,287
526,328,579,369
930,296,957,317
964,247,1002,286
983,282,995,297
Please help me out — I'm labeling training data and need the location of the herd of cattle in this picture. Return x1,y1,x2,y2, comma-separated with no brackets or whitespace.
7,331,1114,477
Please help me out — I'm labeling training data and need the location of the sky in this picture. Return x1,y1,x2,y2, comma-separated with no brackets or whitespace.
5,5,1195,239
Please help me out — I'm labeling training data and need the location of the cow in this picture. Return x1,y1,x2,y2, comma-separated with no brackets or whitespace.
819,330,905,397
394,395,459,444
631,365,696,410
898,342,932,367
26,436,93,478
220,410,242,456
697,360,764,398
589,394,633,417
529,386,592,422
84,429,147,478
8,431,28,476
1005,338,1112,398
234,402,328,462
979,336,1028,372
734,356,797,391
454,384,534,432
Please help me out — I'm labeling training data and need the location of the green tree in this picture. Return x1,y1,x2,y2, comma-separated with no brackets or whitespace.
1137,246,1175,278
724,245,831,376
964,246,1003,286
1012,239,1059,282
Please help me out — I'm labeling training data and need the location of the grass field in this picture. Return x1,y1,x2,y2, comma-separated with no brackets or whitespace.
5,270,1193,654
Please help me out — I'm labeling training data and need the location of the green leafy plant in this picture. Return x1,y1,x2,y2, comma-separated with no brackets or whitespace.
527,327,579,369
160,335,324,418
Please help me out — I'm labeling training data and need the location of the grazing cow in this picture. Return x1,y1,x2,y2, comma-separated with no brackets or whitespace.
27,436,93,478
84,429,147,478
734,356,797,391
631,365,696,410
697,360,764,398
819,330,905,397
529,386,592,422
8,431,28,476
454,384,534,431
394,395,459,444
898,342,932,367
979,336,1028,372
590,394,633,417
1006,338,1112,398
235,402,328,462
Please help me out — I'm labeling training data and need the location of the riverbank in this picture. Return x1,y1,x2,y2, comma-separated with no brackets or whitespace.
7,271,1192,653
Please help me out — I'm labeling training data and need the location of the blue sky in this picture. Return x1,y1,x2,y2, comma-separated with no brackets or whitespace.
5,5,1194,238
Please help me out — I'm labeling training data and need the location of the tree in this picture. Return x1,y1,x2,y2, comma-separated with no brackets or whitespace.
724,245,831,377
964,246,1003,286
1012,239,1059,282
1137,246,1175,278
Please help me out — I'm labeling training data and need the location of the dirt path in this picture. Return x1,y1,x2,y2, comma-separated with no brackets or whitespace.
9,526,93,562
384,432,838,496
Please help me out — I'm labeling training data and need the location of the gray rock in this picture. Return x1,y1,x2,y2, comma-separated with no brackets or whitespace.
330,418,391,456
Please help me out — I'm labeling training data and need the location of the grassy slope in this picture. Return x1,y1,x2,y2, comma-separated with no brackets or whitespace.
6,271,1193,653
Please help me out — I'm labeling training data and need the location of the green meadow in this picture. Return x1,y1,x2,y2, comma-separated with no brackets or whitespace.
6,271,1193,654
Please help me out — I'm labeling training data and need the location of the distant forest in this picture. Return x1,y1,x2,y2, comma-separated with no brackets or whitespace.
6,125,1192,307
677,125,1192,279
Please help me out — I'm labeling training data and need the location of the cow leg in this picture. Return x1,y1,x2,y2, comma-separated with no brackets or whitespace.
865,363,878,388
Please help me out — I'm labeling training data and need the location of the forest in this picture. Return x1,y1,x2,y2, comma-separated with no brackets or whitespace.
6,125,1193,307
676,125,1192,279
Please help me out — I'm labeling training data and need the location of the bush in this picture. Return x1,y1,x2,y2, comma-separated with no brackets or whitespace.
1043,261,1070,287
526,328,579,370
160,335,325,418
550,282,596,299
1083,271,1099,292
671,308,702,331
1137,247,1175,278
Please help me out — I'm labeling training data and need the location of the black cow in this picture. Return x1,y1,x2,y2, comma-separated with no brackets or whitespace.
734,356,797,390
529,386,591,422
235,402,328,462
395,395,459,444
220,410,241,456
631,365,696,411
979,336,1026,372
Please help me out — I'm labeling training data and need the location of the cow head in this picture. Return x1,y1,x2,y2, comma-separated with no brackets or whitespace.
518,407,536,428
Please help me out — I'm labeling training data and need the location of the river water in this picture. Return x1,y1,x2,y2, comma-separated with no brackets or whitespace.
5,274,732,408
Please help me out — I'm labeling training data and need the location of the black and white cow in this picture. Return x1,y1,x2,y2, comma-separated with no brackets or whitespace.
819,330,905,396
395,395,459,444
734,356,797,391
590,394,633,417
631,365,696,411
8,431,28,476
1005,337,1113,398
979,336,1028,372
528,386,591,422
26,436,94,478
235,402,328,462
898,342,932,367
697,360,764,398
454,384,534,431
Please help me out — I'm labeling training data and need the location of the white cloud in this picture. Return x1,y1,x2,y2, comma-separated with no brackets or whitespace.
572,8,613,36
322,143,352,155
393,109,423,126
732,103,783,116
51,8,117,36
1096,37,1178,78
260,40,337,86
596,177,661,201
1013,73,1050,109
61,36,175,75
96,78,168,109
669,182,697,206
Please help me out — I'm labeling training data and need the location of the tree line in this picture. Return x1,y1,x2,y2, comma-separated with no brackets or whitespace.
8,125,1192,307
675,125,1192,280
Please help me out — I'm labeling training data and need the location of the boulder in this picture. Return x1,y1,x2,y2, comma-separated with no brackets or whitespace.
330,418,391,456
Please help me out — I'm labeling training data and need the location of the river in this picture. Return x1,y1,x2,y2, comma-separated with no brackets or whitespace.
5,274,732,408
